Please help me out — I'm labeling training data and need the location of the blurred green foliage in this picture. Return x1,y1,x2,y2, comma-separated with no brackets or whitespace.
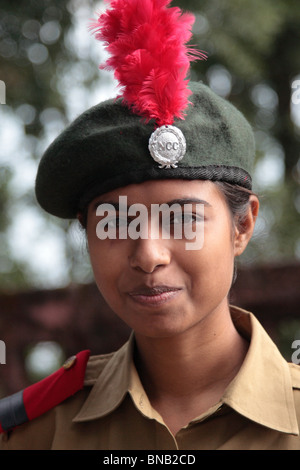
0,0,299,290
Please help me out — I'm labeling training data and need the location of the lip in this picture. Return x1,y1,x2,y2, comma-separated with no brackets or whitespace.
127,285,183,307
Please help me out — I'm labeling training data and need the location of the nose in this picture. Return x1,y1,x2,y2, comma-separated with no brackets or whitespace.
129,237,171,274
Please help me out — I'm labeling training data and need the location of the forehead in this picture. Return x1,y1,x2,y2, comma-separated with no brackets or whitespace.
89,179,223,207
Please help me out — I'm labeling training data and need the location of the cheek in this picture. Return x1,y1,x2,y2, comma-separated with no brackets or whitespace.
87,230,129,308
89,242,115,279
89,249,123,313
87,227,116,288
187,220,235,290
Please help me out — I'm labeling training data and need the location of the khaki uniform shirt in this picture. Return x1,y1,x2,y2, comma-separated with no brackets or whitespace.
1,306,300,450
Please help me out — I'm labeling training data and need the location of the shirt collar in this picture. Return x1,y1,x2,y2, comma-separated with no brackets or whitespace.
73,335,133,422
222,306,299,435
73,307,299,435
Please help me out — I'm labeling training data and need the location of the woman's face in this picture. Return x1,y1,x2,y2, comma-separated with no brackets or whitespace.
86,179,255,339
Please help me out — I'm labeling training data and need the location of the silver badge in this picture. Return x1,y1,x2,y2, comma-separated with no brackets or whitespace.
148,125,186,168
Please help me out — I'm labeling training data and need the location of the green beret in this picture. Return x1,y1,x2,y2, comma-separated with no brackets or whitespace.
35,81,255,219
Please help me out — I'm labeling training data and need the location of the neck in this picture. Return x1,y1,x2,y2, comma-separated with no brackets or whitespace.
134,305,248,403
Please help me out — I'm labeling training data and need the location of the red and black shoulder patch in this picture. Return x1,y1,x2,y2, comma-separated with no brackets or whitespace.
0,350,90,434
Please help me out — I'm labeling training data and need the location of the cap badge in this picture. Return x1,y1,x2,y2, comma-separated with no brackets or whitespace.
148,125,186,169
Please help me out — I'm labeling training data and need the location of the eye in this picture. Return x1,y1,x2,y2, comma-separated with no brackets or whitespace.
97,215,129,233
106,216,128,228
170,212,203,225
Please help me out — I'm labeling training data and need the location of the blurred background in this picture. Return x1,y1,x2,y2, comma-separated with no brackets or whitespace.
0,0,299,396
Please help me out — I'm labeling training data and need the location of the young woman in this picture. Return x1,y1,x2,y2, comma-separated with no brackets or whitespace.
1,0,300,450
83,178,257,438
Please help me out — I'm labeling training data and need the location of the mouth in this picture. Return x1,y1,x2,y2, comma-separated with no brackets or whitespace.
127,285,183,307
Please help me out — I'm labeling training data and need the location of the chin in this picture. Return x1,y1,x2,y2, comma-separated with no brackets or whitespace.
132,317,195,340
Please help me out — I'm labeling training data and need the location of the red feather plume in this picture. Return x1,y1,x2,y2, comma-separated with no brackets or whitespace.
90,0,207,127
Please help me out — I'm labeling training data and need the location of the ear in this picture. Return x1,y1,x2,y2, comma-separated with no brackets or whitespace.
234,195,259,256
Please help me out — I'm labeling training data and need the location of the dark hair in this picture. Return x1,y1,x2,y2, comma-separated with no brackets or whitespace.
214,181,257,285
214,181,256,233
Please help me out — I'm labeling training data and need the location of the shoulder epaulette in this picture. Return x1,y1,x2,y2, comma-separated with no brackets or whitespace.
0,349,90,434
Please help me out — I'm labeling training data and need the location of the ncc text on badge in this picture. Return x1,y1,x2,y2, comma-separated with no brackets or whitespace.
103,454,196,466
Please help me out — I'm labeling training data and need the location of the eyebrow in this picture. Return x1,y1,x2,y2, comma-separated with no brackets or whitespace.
164,198,212,207
93,197,212,211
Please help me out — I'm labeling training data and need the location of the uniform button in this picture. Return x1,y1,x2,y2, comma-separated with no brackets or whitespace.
63,355,77,370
